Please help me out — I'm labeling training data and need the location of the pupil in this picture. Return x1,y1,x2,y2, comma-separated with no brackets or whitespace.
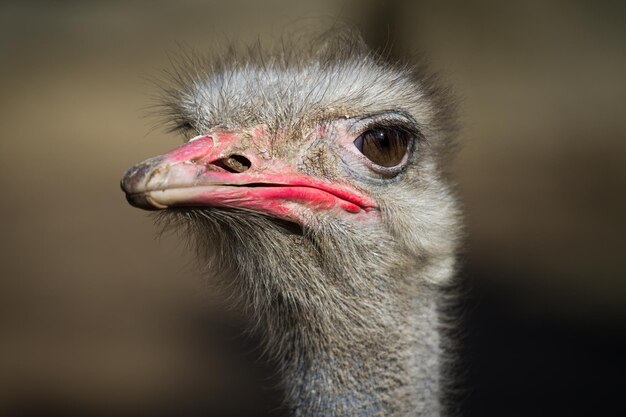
376,131,388,147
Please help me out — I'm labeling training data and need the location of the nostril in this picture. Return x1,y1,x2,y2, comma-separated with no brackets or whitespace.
211,154,252,173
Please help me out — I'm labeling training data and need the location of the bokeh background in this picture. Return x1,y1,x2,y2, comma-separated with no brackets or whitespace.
1,1,625,416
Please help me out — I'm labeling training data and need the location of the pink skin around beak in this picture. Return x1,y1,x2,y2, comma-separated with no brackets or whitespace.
121,130,378,224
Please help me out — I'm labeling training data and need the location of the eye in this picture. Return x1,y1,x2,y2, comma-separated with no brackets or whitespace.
353,127,411,167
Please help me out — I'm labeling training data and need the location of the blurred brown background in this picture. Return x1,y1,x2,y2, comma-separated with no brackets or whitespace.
1,1,625,416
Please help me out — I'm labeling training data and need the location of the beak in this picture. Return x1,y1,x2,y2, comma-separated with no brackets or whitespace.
121,131,376,224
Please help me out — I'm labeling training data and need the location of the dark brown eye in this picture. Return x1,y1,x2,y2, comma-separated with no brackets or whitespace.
353,127,411,167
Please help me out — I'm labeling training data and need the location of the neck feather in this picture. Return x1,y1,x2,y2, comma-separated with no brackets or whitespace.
273,283,442,417
179,210,448,416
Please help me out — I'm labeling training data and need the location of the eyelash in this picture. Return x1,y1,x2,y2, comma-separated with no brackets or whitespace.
352,115,420,142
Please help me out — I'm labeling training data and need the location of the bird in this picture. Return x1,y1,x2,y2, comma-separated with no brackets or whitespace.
121,29,460,417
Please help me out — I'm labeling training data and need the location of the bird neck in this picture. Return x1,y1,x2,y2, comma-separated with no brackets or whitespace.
275,286,443,417
211,217,451,416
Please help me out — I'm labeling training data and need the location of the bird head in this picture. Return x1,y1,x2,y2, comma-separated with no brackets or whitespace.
121,33,459,331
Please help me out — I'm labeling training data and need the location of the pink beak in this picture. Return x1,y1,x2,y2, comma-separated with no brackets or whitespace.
121,131,377,224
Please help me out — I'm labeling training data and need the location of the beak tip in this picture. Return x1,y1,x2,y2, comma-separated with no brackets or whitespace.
121,156,166,191
121,156,168,208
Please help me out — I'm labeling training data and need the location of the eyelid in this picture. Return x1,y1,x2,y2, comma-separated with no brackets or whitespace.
349,112,420,138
